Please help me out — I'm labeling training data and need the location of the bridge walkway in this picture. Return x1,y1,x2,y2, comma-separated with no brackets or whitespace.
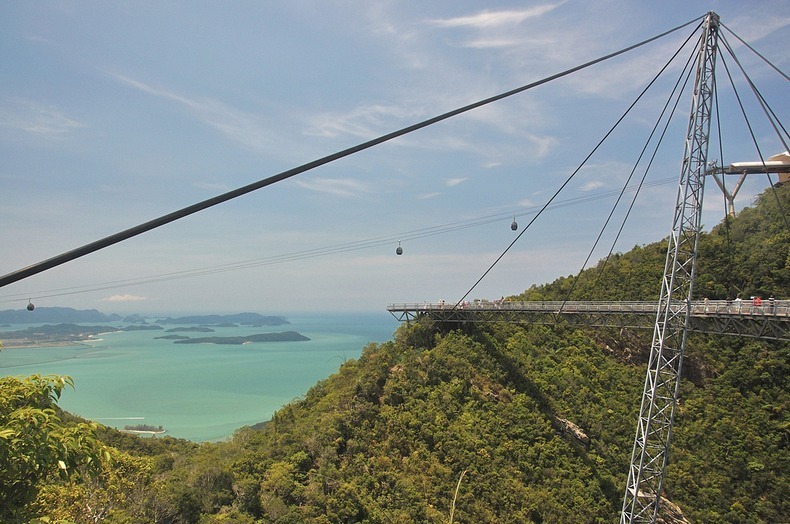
387,299,790,342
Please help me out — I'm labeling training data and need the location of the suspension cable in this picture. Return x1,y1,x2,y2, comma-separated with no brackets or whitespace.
718,44,790,229
719,33,789,152
713,69,737,299
562,29,700,303
720,22,790,82
454,21,704,308
0,15,704,291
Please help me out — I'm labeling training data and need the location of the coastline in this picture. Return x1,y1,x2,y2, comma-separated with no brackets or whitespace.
1,312,399,441
0,340,93,349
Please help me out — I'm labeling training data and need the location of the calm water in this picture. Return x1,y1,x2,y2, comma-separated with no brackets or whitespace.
0,313,399,442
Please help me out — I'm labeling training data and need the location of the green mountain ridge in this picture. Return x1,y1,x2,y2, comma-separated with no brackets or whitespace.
9,185,789,523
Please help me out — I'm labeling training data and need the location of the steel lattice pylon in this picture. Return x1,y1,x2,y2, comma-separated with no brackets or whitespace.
621,12,720,524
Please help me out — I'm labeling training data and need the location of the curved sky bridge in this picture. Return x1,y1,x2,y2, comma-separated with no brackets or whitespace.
387,299,790,342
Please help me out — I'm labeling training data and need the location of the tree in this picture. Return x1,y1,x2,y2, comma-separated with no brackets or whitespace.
0,374,108,523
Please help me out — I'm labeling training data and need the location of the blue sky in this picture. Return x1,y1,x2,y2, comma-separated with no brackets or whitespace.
1,1,787,314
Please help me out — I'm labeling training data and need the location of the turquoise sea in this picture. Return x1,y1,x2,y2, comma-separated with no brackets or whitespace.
0,312,399,442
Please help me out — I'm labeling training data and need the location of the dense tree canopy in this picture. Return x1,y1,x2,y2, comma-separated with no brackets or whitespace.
12,184,790,522
0,374,107,523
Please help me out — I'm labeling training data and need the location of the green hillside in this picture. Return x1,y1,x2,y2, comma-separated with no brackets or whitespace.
8,184,789,523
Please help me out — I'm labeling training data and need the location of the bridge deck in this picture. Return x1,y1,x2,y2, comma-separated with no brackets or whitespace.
387,300,790,341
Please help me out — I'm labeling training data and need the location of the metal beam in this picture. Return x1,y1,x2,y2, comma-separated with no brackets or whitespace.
387,300,790,341
622,12,720,523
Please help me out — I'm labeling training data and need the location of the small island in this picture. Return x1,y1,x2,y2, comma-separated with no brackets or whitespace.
173,331,310,345
165,327,215,333
156,313,289,326
122,424,166,437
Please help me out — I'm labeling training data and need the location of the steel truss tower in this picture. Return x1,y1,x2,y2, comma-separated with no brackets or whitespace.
621,12,720,524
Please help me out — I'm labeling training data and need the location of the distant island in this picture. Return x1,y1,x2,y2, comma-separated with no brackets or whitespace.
0,308,301,348
0,323,168,348
0,324,118,347
165,327,215,333
173,331,310,345
155,313,289,326
0,323,310,348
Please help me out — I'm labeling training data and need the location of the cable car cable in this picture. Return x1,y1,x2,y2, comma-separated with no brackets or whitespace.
0,175,679,306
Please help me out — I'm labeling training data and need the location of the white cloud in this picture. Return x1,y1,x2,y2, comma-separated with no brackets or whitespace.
304,104,419,139
102,294,147,302
581,181,605,192
109,72,274,151
446,177,468,187
526,133,560,158
426,5,565,29
728,10,790,44
463,37,526,49
295,177,372,198
0,97,84,137
418,192,442,200
423,4,567,55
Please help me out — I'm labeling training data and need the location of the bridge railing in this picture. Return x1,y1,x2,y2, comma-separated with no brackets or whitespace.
387,299,790,318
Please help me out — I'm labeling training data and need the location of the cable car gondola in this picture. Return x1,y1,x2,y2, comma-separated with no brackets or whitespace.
27,300,35,311
511,216,518,231
396,241,403,255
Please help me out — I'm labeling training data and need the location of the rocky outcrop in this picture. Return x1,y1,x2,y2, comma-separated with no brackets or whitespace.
557,417,590,446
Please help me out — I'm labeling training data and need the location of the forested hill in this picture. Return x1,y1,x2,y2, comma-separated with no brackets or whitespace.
14,184,789,523
516,182,790,303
